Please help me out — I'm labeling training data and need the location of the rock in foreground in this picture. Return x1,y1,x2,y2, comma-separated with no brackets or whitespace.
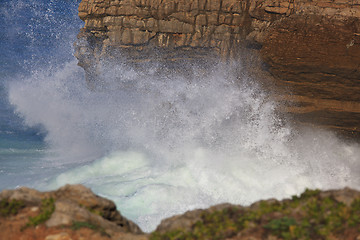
152,188,360,240
1,185,360,239
0,184,146,240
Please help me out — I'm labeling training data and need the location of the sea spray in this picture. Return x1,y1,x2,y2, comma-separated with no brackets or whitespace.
0,0,82,74
7,59,360,231
2,0,359,232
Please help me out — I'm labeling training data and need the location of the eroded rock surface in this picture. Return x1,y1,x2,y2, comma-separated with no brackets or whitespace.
75,0,360,137
0,184,145,240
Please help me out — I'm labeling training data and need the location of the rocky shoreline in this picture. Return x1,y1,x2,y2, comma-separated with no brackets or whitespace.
1,184,360,239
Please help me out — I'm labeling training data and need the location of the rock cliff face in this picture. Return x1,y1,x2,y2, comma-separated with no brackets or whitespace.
75,0,360,137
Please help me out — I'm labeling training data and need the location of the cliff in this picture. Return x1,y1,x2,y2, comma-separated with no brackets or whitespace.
1,185,360,239
74,0,360,137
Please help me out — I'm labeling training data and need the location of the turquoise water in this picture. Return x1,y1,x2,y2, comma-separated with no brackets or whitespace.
0,0,82,189
1,0,359,232
0,85,45,189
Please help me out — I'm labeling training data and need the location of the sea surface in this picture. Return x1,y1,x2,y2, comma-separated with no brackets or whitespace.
1,0,360,232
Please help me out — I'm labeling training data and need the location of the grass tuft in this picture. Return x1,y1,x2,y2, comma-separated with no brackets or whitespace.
25,198,55,228
0,198,25,217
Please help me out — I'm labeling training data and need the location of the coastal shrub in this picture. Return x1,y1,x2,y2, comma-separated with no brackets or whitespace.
298,188,321,199
349,198,360,226
25,198,55,228
0,198,25,217
264,217,297,239
150,189,360,240
300,196,347,238
276,195,354,239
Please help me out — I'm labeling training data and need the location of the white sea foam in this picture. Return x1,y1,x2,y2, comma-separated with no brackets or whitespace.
8,59,360,232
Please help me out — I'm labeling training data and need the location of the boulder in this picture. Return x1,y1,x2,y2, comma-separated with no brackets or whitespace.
0,184,146,240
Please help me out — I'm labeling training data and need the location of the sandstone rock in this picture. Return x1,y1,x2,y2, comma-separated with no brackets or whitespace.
155,209,203,233
74,0,360,137
45,199,92,227
0,184,144,240
45,232,72,240
53,184,143,234
0,187,44,205
320,187,360,206
156,203,235,233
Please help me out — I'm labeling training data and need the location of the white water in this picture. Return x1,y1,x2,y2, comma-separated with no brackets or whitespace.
8,59,360,232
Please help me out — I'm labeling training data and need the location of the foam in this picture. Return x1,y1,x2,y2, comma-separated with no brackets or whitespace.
7,60,360,231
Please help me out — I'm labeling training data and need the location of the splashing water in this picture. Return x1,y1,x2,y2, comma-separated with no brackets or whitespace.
7,58,360,231
1,0,359,232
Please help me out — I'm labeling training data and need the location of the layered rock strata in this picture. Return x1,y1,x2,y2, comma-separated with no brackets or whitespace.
75,0,360,136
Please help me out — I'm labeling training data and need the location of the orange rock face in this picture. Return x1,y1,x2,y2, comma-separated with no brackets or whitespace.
74,0,360,137
260,9,360,136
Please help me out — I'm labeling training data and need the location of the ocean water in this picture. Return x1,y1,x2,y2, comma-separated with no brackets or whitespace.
1,0,360,232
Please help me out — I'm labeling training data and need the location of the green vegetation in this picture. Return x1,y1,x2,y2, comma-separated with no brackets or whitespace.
78,203,105,217
264,217,297,239
349,198,360,226
150,189,360,240
298,189,321,199
25,198,55,228
87,207,104,217
72,221,101,230
0,198,25,217
71,221,109,237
